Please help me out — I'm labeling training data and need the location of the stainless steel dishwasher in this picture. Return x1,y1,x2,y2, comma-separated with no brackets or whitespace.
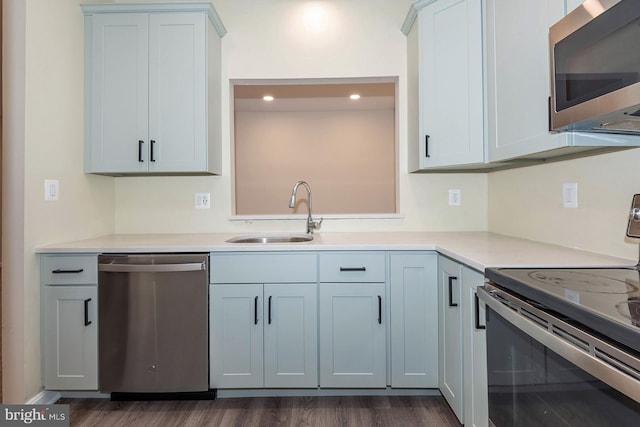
98,253,209,395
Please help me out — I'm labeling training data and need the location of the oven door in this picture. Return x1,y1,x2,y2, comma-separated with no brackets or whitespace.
478,285,640,427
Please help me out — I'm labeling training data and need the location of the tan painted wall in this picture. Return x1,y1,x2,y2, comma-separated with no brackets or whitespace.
234,108,397,215
3,0,115,403
489,148,640,261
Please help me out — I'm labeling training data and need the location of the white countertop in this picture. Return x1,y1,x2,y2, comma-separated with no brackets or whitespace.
36,231,636,272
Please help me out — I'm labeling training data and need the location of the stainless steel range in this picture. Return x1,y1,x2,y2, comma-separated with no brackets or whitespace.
478,195,640,426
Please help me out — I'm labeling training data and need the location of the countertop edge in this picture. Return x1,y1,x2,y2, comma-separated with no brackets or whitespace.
35,232,637,272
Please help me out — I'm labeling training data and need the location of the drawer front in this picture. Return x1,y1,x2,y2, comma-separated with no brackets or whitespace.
210,253,317,284
41,254,99,285
319,252,386,283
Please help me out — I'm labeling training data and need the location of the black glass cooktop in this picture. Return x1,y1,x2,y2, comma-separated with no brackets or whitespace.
485,267,640,354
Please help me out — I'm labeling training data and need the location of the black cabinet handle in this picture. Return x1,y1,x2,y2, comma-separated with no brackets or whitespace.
150,140,156,162
448,276,458,307
138,140,144,162
425,134,431,158
340,267,366,272
268,296,272,325
254,296,259,325
474,293,486,330
52,269,84,274
84,298,92,326
378,295,382,324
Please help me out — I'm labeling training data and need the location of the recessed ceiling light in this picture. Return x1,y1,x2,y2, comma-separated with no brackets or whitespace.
350,94,361,100
263,95,274,101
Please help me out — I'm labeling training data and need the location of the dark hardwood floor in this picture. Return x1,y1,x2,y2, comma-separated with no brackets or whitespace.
59,395,462,427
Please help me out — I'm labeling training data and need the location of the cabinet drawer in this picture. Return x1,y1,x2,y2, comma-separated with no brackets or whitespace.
210,253,317,284
41,255,99,285
319,253,385,283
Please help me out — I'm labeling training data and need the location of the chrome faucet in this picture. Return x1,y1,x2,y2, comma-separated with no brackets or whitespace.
289,180,322,234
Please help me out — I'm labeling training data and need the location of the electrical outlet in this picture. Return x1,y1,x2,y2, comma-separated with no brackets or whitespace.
563,183,578,208
45,179,59,201
448,189,461,206
195,192,211,209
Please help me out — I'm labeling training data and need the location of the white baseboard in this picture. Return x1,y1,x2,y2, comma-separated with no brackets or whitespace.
26,390,61,405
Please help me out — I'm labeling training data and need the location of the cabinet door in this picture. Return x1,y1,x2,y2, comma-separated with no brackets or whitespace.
148,13,207,173
486,0,567,162
390,253,438,388
462,267,488,427
319,283,386,388
210,284,264,388
419,0,484,168
88,13,149,173
43,286,98,390
264,284,318,388
438,256,464,423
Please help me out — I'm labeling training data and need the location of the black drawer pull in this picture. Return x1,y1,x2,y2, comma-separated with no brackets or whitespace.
84,298,92,326
268,296,272,325
254,296,259,325
474,293,485,330
378,295,382,324
448,276,458,307
138,140,144,162
425,134,431,158
52,269,84,274
340,267,366,272
150,140,156,162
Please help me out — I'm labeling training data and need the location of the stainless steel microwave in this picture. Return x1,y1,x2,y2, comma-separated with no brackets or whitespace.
550,0,640,134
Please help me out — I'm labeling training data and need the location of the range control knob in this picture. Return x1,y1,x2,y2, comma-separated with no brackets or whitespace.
630,208,640,221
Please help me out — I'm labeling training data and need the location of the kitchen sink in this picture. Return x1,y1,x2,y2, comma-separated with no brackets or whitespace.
226,233,313,244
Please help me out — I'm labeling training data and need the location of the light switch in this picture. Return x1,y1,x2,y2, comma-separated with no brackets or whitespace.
448,189,461,206
45,180,59,201
563,183,578,208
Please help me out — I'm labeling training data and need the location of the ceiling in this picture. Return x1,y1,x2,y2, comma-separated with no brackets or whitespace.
234,82,396,99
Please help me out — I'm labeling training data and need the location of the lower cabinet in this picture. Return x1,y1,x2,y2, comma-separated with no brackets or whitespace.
319,283,386,388
390,253,438,388
209,283,318,388
43,285,98,390
439,256,464,423
461,266,488,427
438,255,488,426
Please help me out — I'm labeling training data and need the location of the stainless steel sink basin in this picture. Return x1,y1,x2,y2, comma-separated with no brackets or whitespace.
226,234,313,244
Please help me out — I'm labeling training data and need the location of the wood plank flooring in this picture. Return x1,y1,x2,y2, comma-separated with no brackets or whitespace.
59,395,462,427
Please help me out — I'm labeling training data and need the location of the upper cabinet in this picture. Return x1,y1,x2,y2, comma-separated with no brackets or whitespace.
405,0,485,171
81,3,226,175
404,0,640,172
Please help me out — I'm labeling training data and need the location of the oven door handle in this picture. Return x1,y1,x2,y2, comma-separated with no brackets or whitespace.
478,286,640,405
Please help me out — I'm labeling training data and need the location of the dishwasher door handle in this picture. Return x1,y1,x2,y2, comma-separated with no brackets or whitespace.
99,262,206,273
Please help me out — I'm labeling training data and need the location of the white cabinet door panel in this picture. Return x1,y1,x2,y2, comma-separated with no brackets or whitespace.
210,284,264,388
419,0,484,168
438,256,464,423
390,253,438,388
43,286,98,390
486,0,567,162
148,13,207,173
264,284,318,388
462,267,488,427
319,283,386,388
89,13,148,173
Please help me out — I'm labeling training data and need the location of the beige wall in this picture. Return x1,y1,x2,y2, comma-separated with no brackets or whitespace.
489,148,640,261
113,0,490,234
3,0,115,403
234,108,397,215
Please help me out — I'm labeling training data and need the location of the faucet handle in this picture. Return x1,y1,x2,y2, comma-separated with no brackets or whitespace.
312,217,323,231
